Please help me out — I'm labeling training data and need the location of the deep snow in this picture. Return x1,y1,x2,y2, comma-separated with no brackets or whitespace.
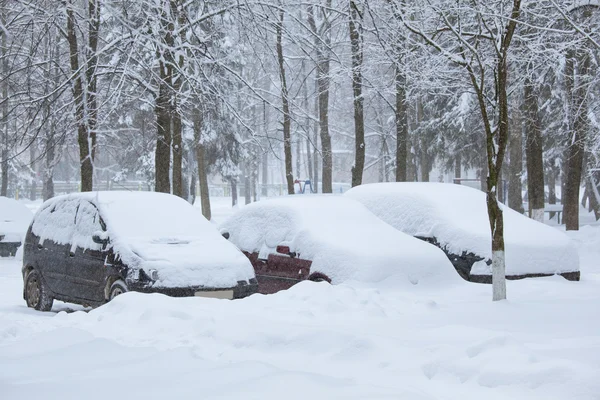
0,197,599,399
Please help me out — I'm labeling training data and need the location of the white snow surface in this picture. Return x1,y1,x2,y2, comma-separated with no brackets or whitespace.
0,199,599,399
345,183,579,276
0,197,32,243
31,192,254,288
220,195,460,286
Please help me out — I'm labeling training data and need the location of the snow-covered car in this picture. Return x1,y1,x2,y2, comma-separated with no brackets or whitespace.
0,196,33,257
22,192,257,311
220,195,460,294
345,182,580,283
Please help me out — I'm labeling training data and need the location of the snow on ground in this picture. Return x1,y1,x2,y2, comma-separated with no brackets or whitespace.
1,197,599,399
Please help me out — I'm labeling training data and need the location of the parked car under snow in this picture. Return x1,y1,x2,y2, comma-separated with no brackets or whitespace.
0,196,33,257
22,192,257,311
220,195,460,294
345,182,580,283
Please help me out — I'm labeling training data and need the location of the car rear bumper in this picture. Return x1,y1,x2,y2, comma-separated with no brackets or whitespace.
0,241,21,257
129,278,259,299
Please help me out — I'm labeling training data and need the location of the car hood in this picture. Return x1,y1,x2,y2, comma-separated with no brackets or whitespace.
117,235,255,289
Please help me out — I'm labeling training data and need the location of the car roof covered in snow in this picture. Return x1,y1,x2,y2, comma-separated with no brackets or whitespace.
0,196,33,243
220,195,460,286
31,191,254,288
344,182,579,276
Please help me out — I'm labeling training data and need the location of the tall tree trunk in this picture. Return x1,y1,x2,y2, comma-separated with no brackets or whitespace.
1,9,7,197
154,82,171,193
193,108,211,220
171,0,185,198
303,62,313,187
313,77,319,192
276,9,294,195
349,1,365,187
308,3,332,193
524,76,545,221
563,47,591,230
67,4,94,192
508,108,524,213
395,62,408,182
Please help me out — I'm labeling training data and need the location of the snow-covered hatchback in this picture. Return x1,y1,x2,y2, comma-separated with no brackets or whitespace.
22,192,257,311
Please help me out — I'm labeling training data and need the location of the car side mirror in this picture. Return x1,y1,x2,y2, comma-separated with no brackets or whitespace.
276,245,296,258
221,231,230,240
92,232,109,246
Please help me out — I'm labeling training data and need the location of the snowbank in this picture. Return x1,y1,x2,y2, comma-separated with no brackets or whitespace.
0,196,33,243
345,183,579,277
31,192,254,288
220,195,460,286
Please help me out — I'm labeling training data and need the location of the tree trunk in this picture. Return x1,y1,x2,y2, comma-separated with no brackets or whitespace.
1,9,8,197
172,110,183,197
261,151,268,197
276,9,294,195
563,48,591,231
231,179,238,207
524,76,545,221
193,108,211,220
508,109,524,213
454,154,462,180
67,4,94,192
308,3,332,193
395,62,408,182
244,164,251,205
313,78,319,192
154,83,171,193
302,62,313,188
349,1,365,187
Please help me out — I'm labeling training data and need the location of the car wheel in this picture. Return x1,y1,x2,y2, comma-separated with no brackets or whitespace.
308,272,331,283
108,280,127,301
25,270,54,311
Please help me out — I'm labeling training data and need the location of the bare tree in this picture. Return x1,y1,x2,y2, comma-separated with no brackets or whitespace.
401,0,522,301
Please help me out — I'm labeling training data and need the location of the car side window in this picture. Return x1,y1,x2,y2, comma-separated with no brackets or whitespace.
73,201,104,252
31,198,80,246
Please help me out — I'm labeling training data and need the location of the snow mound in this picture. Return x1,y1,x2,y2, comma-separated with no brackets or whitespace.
31,192,254,288
345,183,579,276
0,197,33,243
220,195,460,286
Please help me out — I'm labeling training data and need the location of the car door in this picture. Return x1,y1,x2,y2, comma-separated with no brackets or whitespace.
31,199,79,298
64,200,108,303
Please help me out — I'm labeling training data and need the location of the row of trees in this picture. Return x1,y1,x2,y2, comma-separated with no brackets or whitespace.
1,1,599,298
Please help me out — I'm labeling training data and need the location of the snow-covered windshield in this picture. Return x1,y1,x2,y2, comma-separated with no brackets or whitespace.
93,192,213,240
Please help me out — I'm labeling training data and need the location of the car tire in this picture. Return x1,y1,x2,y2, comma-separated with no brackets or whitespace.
108,280,128,301
308,272,331,283
25,269,54,311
